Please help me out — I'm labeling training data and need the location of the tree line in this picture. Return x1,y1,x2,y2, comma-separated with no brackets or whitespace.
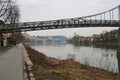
69,29,118,45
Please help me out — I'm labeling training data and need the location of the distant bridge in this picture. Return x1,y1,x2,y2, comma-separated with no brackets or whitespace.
0,5,120,33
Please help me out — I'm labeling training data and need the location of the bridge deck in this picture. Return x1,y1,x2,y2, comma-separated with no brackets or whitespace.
0,47,24,80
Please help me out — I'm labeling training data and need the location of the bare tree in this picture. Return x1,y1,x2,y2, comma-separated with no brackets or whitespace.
0,0,20,28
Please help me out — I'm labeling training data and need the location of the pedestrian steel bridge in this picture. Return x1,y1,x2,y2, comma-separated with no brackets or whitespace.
0,5,120,33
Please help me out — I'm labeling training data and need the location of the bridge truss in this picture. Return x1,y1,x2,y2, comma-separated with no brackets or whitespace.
0,5,120,33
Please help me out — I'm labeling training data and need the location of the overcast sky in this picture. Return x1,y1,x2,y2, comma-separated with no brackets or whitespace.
17,0,120,38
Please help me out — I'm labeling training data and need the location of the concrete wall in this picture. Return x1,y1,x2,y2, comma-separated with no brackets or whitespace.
18,44,35,80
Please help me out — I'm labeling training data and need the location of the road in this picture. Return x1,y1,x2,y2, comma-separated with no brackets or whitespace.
0,47,24,80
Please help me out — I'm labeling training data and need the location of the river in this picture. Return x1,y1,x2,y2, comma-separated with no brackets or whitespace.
30,42,120,73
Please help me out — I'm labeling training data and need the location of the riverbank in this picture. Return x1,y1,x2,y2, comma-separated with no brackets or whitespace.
24,44,120,80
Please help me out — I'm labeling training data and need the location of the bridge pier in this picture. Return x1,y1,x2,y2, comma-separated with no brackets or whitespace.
117,28,120,73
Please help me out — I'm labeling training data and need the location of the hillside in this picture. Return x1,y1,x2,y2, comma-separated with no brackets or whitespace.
34,35,68,41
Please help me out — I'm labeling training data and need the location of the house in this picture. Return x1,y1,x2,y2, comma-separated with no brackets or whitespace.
91,34,101,42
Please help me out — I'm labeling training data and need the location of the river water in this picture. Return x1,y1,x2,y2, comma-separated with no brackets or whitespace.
31,43,120,73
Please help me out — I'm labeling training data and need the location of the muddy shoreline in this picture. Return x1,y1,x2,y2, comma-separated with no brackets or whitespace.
24,44,120,80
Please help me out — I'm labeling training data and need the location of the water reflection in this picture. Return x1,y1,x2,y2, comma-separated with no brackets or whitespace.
75,46,118,73
72,43,118,50
31,42,119,73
